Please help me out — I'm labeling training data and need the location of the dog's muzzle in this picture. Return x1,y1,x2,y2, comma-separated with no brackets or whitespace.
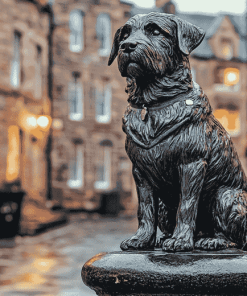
120,41,138,53
118,42,144,78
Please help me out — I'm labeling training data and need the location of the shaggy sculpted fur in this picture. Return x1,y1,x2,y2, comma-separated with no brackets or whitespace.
108,12,247,252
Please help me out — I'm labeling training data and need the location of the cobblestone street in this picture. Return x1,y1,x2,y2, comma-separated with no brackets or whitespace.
0,214,137,296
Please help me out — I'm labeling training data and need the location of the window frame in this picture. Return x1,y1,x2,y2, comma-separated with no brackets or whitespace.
35,45,42,99
68,72,83,121
214,66,240,93
69,9,84,53
96,13,111,57
214,107,241,137
95,81,112,123
67,142,84,188
11,31,22,88
94,143,112,190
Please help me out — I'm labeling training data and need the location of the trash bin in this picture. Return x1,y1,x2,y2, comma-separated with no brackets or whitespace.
0,191,25,238
99,191,121,216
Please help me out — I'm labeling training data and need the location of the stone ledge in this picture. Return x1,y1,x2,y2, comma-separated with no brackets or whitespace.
81,249,247,295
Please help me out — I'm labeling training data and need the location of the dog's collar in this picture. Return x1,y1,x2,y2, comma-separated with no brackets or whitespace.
129,89,194,111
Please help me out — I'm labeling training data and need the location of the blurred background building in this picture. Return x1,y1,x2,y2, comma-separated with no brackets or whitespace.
0,0,247,235
51,0,134,214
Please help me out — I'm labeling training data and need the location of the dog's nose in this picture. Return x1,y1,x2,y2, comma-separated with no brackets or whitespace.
120,42,137,53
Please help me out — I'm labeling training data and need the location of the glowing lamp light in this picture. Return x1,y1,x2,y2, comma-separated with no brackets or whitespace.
37,115,51,132
37,116,49,128
52,118,63,130
224,68,239,86
26,116,37,128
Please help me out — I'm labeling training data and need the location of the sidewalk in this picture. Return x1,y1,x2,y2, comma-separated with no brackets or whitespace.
0,213,137,296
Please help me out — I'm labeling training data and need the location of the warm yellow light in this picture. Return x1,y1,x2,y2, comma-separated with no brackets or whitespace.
37,116,49,128
32,258,56,273
6,125,20,182
224,68,239,86
13,272,46,289
214,109,240,136
26,116,37,128
36,115,51,132
52,118,63,130
222,45,232,59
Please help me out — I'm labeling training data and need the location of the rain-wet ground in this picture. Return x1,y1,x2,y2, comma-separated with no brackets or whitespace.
0,213,137,296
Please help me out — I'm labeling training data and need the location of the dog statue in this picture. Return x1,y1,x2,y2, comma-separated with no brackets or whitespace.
108,12,247,252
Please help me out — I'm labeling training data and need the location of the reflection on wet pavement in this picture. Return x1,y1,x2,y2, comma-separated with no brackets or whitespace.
0,214,137,295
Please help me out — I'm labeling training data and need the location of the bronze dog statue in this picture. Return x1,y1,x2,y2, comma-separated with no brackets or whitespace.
108,12,247,252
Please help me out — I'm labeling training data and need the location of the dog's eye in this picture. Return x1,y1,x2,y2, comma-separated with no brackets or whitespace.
152,29,161,36
123,33,130,40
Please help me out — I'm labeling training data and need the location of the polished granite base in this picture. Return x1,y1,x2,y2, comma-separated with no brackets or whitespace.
82,249,247,296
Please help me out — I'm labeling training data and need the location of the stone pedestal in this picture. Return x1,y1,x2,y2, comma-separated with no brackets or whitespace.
81,249,247,295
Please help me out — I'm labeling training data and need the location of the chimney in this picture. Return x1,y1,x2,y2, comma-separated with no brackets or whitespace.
156,0,176,15
156,0,170,8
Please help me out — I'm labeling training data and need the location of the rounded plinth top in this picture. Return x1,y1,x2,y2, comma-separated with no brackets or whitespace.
82,249,247,295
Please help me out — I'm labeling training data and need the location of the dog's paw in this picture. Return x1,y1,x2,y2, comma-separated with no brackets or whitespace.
162,237,193,252
120,233,155,250
155,233,172,248
195,238,236,250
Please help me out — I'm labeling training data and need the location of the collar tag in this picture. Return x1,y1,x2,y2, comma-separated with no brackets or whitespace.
186,99,193,106
141,105,148,121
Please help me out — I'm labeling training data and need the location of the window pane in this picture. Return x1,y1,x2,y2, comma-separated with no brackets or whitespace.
95,82,111,123
96,88,104,116
68,144,83,188
214,67,240,92
94,146,111,189
69,10,83,52
69,73,83,120
96,14,111,56
11,32,21,87
96,165,104,182
214,108,240,136
35,46,42,99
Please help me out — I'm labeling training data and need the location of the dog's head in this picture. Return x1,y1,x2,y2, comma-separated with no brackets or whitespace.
108,12,205,79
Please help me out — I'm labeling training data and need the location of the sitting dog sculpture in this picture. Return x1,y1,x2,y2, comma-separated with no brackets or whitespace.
108,12,247,252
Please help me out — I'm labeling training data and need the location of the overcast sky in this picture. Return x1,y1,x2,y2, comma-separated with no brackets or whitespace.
127,0,246,14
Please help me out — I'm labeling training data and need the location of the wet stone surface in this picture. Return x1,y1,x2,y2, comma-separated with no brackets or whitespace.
0,214,137,296
82,249,247,296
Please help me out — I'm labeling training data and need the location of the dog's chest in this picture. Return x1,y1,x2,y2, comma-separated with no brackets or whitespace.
122,99,193,149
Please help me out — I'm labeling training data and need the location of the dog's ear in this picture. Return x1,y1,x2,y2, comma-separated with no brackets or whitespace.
108,27,123,66
171,17,205,55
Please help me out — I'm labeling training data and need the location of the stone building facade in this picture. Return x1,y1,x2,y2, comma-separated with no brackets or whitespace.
51,0,135,212
2,0,246,233
0,0,66,235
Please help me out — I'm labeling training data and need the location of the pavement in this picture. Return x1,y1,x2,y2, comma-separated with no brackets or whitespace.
0,213,138,296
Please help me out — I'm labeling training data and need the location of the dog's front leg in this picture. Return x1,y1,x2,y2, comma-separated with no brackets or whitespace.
120,167,158,250
162,159,207,252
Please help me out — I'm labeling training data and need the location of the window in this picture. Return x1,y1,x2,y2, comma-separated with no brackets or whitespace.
221,38,233,60
69,10,84,52
67,141,83,188
6,125,20,182
95,81,111,123
35,46,42,99
214,107,240,136
68,72,83,121
11,31,21,88
214,67,240,92
96,13,111,56
94,140,112,190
